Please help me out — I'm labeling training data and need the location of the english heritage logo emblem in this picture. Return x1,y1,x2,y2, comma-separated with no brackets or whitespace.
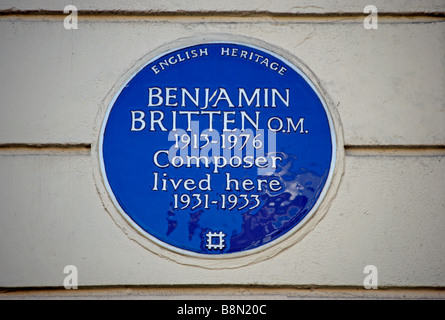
99,41,337,256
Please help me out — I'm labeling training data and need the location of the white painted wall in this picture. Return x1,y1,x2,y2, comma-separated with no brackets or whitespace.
0,1,444,289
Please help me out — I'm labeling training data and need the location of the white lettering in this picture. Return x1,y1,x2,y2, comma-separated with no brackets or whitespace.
130,111,146,131
148,87,163,106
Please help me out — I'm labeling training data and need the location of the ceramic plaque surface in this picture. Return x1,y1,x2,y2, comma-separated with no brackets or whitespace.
99,42,336,256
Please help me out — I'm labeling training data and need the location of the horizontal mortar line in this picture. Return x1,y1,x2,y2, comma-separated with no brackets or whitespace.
0,10,444,18
1,16,444,27
345,145,445,157
1,283,444,291
1,285,444,297
0,143,91,156
0,143,444,156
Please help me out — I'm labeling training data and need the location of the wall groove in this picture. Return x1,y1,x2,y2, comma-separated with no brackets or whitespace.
0,10,444,18
1,285,444,300
345,145,445,157
0,144,444,157
0,144,91,156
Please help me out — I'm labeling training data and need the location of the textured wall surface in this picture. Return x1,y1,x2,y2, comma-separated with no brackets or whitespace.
0,1,444,290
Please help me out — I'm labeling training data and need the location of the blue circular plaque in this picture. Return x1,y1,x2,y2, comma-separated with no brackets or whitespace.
99,41,336,257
